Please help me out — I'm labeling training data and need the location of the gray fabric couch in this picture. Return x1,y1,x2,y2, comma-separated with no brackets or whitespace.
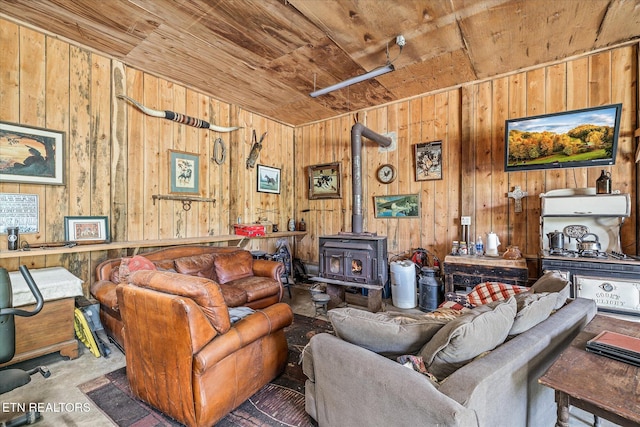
302,297,597,427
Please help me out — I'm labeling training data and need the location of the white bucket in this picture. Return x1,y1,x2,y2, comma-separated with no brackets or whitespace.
390,260,417,309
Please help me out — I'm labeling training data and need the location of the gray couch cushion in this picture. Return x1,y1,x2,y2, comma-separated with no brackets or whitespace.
419,297,517,381
532,270,570,309
509,292,557,335
328,307,449,356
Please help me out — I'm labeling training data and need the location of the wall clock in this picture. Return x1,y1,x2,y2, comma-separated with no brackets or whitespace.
376,164,396,184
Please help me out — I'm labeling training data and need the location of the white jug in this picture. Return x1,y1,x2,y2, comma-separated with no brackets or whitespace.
486,232,501,256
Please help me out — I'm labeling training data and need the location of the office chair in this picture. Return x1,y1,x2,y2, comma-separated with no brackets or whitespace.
1,265,50,426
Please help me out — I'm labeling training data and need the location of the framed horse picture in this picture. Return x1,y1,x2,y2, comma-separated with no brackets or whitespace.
257,164,281,194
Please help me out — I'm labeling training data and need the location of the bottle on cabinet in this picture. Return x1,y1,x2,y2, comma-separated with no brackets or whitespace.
475,236,484,256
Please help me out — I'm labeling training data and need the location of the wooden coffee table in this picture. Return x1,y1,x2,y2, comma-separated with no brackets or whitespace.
539,314,640,427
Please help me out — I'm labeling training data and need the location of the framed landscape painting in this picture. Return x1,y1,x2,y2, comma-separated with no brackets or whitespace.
0,122,65,185
374,194,420,218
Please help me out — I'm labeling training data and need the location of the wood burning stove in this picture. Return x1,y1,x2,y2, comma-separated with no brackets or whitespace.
319,235,388,287
311,124,392,312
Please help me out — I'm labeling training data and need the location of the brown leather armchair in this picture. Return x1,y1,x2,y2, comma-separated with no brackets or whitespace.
117,269,293,427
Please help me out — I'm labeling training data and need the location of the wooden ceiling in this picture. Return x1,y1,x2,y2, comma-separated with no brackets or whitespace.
1,0,639,126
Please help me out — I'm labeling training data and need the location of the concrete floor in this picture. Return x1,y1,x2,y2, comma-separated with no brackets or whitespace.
0,283,621,426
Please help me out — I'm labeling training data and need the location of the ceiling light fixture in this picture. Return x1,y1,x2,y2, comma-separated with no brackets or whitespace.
309,64,395,98
309,35,405,98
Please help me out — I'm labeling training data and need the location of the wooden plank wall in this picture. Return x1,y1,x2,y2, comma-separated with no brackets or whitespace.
294,89,462,264
1,17,637,290
295,44,638,279
0,19,294,294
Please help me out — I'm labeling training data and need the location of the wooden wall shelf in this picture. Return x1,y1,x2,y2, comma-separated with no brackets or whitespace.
0,231,307,259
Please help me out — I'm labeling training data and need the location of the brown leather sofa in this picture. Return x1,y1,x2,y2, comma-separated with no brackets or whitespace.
91,245,285,350
118,269,293,427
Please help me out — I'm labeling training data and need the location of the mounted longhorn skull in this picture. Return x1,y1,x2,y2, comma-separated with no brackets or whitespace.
118,95,241,133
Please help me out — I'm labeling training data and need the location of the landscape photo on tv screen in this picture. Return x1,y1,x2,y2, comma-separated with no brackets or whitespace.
505,104,621,172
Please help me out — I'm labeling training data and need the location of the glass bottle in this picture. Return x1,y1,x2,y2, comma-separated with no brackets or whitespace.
475,236,484,256
459,241,468,255
596,170,611,194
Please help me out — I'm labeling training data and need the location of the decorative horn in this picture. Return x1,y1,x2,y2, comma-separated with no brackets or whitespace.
117,95,241,133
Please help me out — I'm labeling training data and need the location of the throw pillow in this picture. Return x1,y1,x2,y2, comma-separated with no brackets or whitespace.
531,270,571,309
396,355,440,388
328,307,449,356
466,281,529,307
213,250,254,284
424,302,471,321
419,297,517,381
118,255,157,283
508,292,558,335
174,253,217,280
153,259,177,271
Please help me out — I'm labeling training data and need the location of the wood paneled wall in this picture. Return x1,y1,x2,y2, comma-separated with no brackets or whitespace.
294,44,638,278
0,19,294,293
1,17,637,290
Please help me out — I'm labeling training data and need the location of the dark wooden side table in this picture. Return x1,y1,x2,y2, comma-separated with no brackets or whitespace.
539,315,640,427
443,255,528,293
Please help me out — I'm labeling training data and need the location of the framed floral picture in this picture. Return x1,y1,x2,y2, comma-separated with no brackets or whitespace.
169,150,200,194
308,162,341,199
0,122,65,185
414,141,442,181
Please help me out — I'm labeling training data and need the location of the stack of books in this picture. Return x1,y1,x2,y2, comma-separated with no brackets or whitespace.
586,330,640,367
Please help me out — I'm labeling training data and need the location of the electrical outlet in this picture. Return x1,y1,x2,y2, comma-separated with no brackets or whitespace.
396,35,406,47
461,216,471,225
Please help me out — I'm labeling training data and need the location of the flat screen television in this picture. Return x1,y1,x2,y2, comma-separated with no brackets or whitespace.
504,103,622,172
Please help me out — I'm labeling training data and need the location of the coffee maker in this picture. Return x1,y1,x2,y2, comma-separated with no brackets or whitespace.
547,230,565,254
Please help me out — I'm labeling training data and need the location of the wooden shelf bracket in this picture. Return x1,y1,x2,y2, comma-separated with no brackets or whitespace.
152,194,216,211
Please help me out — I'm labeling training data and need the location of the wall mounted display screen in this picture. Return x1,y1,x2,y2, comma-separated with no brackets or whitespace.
504,104,622,172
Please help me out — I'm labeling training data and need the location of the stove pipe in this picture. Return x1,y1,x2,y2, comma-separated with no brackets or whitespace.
350,123,392,234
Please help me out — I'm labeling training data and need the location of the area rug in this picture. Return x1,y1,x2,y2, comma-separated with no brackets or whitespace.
79,314,333,427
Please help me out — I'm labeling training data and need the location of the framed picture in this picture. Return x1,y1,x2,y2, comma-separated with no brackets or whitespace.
169,150,200,194
257,164,281,194
308,162,341,199
64,216,110,242
374,194,420,218
415,141,442,181
0,122,65,185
